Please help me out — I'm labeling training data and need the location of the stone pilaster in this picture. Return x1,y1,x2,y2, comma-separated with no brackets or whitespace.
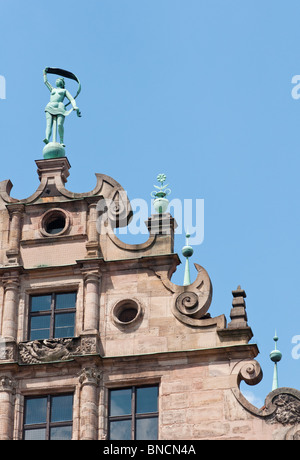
0,376,16,440
2,272,20,342
85,197,101,258
82,270,101,333
78,367,102,440
6,204,25,265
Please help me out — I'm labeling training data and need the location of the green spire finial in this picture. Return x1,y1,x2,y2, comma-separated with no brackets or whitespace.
151,174,171,214
182,232,194,286
151,174,171,199
270,331,282,391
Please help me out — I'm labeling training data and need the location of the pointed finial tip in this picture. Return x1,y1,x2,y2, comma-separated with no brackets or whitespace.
182,231,193,258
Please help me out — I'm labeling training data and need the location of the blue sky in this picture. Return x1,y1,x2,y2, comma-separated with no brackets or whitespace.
0,0,299,406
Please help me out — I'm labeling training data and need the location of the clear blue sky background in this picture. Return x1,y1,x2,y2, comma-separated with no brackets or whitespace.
0,0,299,407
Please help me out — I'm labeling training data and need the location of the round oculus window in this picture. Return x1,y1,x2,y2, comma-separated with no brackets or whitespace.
40,209,69,237
117,307,138,323
112,299,143,327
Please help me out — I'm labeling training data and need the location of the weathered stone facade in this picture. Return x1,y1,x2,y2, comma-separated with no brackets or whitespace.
0,157,299,440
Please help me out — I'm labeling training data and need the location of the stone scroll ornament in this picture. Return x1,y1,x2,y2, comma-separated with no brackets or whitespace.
43,67,81,159
232,360,300,439
155,263,213,326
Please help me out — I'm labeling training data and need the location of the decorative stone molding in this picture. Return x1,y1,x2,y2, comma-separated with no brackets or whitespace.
2,272,20,291
80,336,98,355
106,226,156,252
264,389,300,425
175,291,203,319
228,286,248,329
218,286,253,343
0,339,16,362
104,213,177,259
18,336,99,364
39,208,71,237
285,425,300,440
111,297,144,330
79,366,102,387
85,197,101,258
19,338,79,364
0,161,132,229
0,376,16,393
236,360,263,387
154,262,214,326
232,360,300,436
151,262,229,329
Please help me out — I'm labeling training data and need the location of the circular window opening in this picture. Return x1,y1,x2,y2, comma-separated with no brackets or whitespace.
41,209,69,237
45,215,66,235
112,299,142,327
118,307,138,323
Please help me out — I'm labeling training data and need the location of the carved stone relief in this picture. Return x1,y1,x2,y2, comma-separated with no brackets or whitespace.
232,360,300,439
0,375,16,393
18,336,98,364
265,392,300,426
79,366,102,387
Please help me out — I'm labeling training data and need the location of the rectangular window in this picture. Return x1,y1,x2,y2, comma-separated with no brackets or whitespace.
108,385,158,440
23,394,73,440
29,292,76,340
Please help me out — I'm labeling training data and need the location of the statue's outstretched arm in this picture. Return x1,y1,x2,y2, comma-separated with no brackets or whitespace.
43,68,53,92
65,90,81,117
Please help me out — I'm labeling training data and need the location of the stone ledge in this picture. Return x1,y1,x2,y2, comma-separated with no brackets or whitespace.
217,327,253,344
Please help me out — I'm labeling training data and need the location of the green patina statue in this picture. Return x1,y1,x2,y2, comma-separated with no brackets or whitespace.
42,67,81,158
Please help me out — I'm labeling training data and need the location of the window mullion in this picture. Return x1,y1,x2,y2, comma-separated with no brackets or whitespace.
131,387,136,441
50,294,55,338
46,395,51,440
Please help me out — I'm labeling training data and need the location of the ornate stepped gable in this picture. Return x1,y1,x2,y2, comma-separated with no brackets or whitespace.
0,68,298,440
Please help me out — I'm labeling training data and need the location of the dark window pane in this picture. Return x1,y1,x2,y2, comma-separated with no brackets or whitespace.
46,217,65,235
50,426,72,440
109,420,131,440
136,417,158,440
51,395,73,423
24,428,46,440
54,313,75,338
136,386,158,414
25,397,47,425
118,308,138,323
109,388,132,416
56,293,76,310
30,315,51,340
31,295,51,312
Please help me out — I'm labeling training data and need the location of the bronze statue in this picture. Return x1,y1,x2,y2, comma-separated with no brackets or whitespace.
43,67,81,154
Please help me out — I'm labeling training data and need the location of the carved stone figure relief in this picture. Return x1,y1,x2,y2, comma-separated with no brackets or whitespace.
18,336,98,364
